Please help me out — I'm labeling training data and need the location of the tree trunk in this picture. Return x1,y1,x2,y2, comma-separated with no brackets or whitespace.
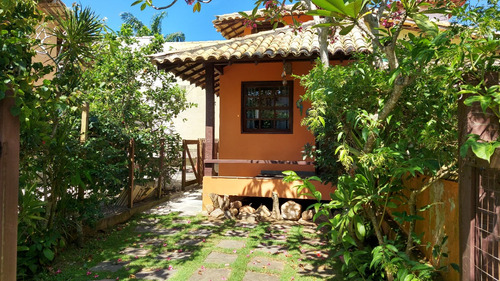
271,191,281,220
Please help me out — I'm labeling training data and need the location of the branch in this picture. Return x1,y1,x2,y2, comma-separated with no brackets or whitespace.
151,0,177,10
150,0,212,10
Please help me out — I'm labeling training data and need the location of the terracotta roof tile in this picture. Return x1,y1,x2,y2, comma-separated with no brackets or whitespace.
150,21,370,94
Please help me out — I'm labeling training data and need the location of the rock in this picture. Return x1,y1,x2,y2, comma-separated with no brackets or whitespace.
201,210,209,217
217,196,224,209
240,205,256,214
237,212,258,223
230,200,243,209
210,208,224,218
301,209,315,221
281,200,302,221
230,207,239,217
255,205,271,218
206,204,215,214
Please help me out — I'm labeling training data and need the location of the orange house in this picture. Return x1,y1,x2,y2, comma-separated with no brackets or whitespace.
150,9,369,208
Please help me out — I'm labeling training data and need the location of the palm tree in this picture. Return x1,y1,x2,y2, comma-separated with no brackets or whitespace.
120,11,185,41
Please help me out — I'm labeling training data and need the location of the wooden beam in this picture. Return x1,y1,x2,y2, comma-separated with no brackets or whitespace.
0,91,19,281
80,102,89,143
204,63,215,177
128,138,135,208
204,159,314,165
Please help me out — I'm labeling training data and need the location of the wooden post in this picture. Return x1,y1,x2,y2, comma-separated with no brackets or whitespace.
0,91,20,281
204,63,215,177
197,138,203,184
128,138,135,208
80,102,89,143
181,139,186,189
158,138,165,199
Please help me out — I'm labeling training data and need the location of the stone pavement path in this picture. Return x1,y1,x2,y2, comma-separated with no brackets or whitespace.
88,187,338,281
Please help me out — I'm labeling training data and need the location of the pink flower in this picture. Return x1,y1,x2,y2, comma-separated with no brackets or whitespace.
168,265,173,270
167,257,172,261
135,255,139,259
187,220,191,224
221,277,227,280
94,274,99,278
291,277,295,280
137,234,142,237
201,265,205,270
55,269,62,274
163,243,167,247
225,263,230,266
86,271,92,276
117,258,122,262
185,0,195,5
233,250,237,253
202,239,206,242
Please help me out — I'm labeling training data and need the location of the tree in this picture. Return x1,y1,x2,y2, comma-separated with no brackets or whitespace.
120,11,186,40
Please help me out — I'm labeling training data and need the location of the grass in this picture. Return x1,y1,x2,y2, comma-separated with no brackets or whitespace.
33,211,341,281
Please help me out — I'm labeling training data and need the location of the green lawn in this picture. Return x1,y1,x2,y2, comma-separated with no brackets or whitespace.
34,212,340,281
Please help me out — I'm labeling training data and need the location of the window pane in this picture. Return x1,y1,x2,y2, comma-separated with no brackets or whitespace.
247,97,257,107
261,120,273,129
246,120,258,129
276,110,289,119
276,97,289,107
262,97,274,107
246,110,259,119
276,120,289,129
261,110,274,119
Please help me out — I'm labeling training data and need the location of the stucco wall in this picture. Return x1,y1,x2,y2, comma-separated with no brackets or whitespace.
218,61,344,177
171,79,220,140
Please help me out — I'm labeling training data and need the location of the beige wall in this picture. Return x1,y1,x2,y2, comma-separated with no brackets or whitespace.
171,79,220,141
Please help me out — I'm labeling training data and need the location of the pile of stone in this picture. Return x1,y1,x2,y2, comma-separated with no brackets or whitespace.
203,192,316,223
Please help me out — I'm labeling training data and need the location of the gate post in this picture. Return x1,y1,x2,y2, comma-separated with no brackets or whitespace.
0,92,20,281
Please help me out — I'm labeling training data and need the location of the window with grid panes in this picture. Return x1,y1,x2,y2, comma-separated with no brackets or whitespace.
241,81,293,133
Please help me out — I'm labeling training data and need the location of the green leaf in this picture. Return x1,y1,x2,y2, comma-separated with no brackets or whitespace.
140,3,147,10
43,248,55,261
412,13,439,38
193,2,201,12
354,215,366,240
339,24,355,35
451,263,460,272
131,0,142,6
464,95,492,113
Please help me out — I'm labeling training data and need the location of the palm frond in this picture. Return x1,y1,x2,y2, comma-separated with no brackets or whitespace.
120,12,145,33
164,31,185,42
52,5,103,67
150,11,167,35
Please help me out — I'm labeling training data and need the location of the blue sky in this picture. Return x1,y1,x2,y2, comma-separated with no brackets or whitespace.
61,0,258,41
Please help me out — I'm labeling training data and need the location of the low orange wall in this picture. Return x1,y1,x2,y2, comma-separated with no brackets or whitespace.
400,177,459,281
202,176,334,210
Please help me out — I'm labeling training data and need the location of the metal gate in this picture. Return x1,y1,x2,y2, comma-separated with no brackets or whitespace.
474,168,500,280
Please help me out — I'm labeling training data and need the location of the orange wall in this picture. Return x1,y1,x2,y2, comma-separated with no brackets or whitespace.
218,61,335,177
202,176,333,210
399,177,459,281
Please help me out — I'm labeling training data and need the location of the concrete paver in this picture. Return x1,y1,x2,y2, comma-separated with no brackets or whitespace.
204,251,238,264
134,268,177,280
216,239,246,249
119,247,151,257
189,268,231,281
90,260,129,273
247,257,285,271
242,271,280,281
